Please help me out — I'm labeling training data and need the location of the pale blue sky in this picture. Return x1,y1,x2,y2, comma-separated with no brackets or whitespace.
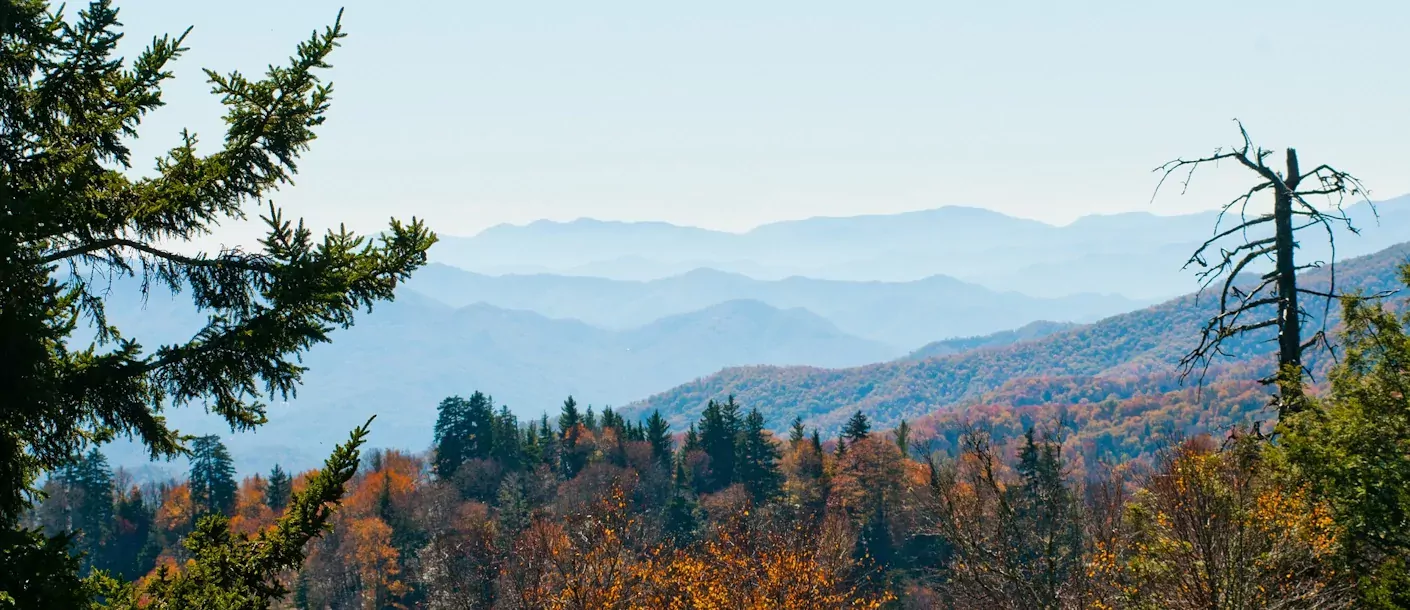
110,0,1408,244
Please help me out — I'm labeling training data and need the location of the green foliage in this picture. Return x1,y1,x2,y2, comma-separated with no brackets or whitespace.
265,465,291,512
735,409,783,503
1279,266,1410,606
189,436,236,518
0,1,433,605
0,527,102,609
0,0,434,525
113,420,373,609
431,392,498,481
645,410,672,468
843,411,871,444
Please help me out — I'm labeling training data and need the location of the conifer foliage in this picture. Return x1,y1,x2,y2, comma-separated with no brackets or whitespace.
0,0,433,605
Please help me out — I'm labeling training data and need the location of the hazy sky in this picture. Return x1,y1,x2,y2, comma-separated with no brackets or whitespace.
110,0,1408,243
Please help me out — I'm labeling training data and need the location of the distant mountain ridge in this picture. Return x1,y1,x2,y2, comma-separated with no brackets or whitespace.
404,265,1143,351
622,241,1410,435
96,286,896,476
433,196,1410,300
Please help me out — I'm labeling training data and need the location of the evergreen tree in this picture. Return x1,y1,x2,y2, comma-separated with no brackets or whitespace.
432,395,472,481
698,399,741,491
559,397,587,478
584,405,598,431
558,396,582,435
735,409,783,503
0,3,433,603
663,464,701,546
811,430,824,455
109,486,156,581
464,392,497,462
266,465,292,512
72,450,116,569
683,423,702,454
893,419,912,458
646,410,673,469
1009,427,1081,605
843,410,872,444
789,416,807,445
537,414,558,467
189,436,237,517
493,406,522,472
836,435,848,457
0,0,432,527
599,407,620,431
1280,271,1410,604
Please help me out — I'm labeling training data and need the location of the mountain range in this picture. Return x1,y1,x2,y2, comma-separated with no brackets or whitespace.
622,241,1410,435
403,265,1141,351
431,196,1410,300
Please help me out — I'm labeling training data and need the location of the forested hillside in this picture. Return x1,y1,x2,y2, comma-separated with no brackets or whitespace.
627,242,1410,434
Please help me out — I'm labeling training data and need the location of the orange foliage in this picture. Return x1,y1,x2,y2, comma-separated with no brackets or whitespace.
228,475,275,535
154,483,194,532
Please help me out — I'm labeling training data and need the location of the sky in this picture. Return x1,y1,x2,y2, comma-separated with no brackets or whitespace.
108,0,1409,245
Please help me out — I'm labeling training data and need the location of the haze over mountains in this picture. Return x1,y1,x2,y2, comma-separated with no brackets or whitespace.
434,196,1410,300
403,265,1139,351
625,241,1410,435
96,196,1410,478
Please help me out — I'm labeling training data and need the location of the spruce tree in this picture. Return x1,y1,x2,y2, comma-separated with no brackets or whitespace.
0,0,434,526
464,391,496,461
432,395,472,480
789,416,807,445
188,436,236,517
558,396,581,434
698,399,740,491
584,405,598,431
843,411,872,444
683,423,701,454
266,465,292,512
493,406,522,472
735,409,783,503
893,419,912,458
646,411,673,469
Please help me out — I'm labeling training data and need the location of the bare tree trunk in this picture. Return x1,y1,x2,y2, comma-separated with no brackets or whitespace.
1274,149,1304,408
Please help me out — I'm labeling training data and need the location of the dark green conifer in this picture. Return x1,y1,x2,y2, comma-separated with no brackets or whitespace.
266,465,292,512
645,411,673,468
188,436,236,517
843,410,872,444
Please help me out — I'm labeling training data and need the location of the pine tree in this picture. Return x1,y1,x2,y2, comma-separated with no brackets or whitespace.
698,399,740,491
683,423,702,454
843,411,872,444
1009,427,1081,604
266,465,292,512
0,0,433,526
735,409,783,503
810,430,824,455
789,416,807,445
109,486,156,580
836,436,848,457
893,419,912,458
584,405,598,431
72,450,116,570
189,436,237,517
559,397,587,478
0,4,433,603
646,411,673,468
493,406,522,472
558,396,582,435
432,395,473,480
538,414,558,467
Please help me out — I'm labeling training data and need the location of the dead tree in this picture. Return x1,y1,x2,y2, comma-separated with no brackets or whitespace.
1153,121,1369,415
